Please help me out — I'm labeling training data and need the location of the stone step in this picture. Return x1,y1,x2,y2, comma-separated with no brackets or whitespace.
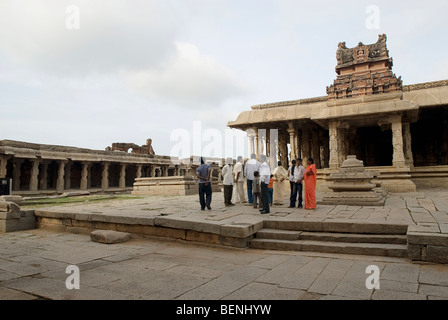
263,219,408,235
256,229,301,241
250,239,408,258
298,231,407,245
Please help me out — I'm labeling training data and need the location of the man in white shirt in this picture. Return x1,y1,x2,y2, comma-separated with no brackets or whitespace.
244,154,261,204
259,155,271,214
289,158,305,208
222,158,235,207
233,156,247,203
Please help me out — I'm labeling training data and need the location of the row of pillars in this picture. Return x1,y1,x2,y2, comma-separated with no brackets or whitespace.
0,158,180,193
328,114,413,169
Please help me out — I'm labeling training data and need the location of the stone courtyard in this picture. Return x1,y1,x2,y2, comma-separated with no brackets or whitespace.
1,190,448,300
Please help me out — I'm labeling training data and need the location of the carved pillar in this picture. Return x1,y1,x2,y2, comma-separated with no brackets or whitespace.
175,165,180,176
136,165,143,179
0,155,8,179
337,123,349,166
163,165,169,177
80,162,89,190
302,127,310,160
12,159,23,191
329,121,340,170
29,159,40,192
287,122,296,160
391,115,406,168
101,162,109,190
39,162,48,190
247,131,255,156
119,164,127,188
150,166,156,177
254,127,259,157
65,161,72,190
311,127,320,168
403,122,414,168
296,129,302,160
56,161,66,193
278,131,289,167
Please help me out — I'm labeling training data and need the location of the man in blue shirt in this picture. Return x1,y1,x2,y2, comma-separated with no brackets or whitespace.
196,157,212,211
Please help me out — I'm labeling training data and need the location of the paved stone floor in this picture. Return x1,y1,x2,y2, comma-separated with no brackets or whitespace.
1,229,448,300
32,188,448,235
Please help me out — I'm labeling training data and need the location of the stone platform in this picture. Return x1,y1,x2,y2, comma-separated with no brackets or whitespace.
18,188,448,264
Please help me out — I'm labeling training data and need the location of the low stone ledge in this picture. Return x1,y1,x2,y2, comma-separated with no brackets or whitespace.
408,232,448,247
154,217,222,235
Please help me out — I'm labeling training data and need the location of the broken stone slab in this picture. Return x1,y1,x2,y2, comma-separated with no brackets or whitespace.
90,230,131,244
0,201,20,214
0,196,24,206
61,191,91,197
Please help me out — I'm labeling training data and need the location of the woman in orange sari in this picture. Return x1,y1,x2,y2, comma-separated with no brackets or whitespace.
304,157,317,210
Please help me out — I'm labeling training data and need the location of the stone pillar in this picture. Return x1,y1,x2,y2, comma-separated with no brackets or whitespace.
296,129,302,160
287,123,296,160
151,166,156,177
175,165,180,176
329,121,340,170
391,115,406,168
302,127,310,160
12,159,23,191
119,164,127,189
136,165,143,179
247,131,255,156
39,162,48,190
311,127,320,168
403,122,414,168
0,155,8,179
163,166,169,177
278,131,289,167
80,162,89,191
56,161,66,193
101,163,109,190
30,159,40,192
254,127,259,157
338,122,349,166
64,161,72,190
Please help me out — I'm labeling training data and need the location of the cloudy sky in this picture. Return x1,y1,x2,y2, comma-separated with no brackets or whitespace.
1,0,447,158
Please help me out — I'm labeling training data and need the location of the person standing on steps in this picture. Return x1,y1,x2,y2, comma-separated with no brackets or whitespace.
288,160,297,203
233,156,247,204
272,161,289,205
244,154,261,205
196,157,212,211
304,157,317,210
290,158,305,208
259,155,271,214
222,157,234,207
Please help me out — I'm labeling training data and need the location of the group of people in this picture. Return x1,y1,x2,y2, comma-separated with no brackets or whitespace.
195,154,317,214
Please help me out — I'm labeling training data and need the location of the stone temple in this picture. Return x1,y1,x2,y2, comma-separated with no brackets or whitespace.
228,34,448,193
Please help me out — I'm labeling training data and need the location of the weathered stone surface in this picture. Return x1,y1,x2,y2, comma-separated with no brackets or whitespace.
426,245,448,264
407,232,448,247
90,230,131,244
220,221,263,238
0,196,24,206
0,201,20,215
407,244,422,261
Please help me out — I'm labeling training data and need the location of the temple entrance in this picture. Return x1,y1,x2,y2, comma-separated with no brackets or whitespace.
412,106,448,167
356,126,393,167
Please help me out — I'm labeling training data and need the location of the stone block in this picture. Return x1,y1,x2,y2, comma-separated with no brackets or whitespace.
90,230,131,244
0,196,24,206
407,232,448,247
407,244,422,261
0,201,20,214
426,246,448,264
154,217,221,235
220,221,263,238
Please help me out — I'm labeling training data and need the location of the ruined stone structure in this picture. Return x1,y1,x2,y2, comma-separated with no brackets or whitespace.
228,34,448,192
0,140,182,196
109,139,155,156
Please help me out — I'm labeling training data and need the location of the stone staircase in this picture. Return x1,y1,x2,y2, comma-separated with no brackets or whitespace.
250,220,409,258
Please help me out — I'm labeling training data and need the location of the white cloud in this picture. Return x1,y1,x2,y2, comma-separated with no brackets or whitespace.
122,42,247,108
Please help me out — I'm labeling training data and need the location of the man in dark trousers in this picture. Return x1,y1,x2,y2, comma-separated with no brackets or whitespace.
259,155,271,214
196,157,212,211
